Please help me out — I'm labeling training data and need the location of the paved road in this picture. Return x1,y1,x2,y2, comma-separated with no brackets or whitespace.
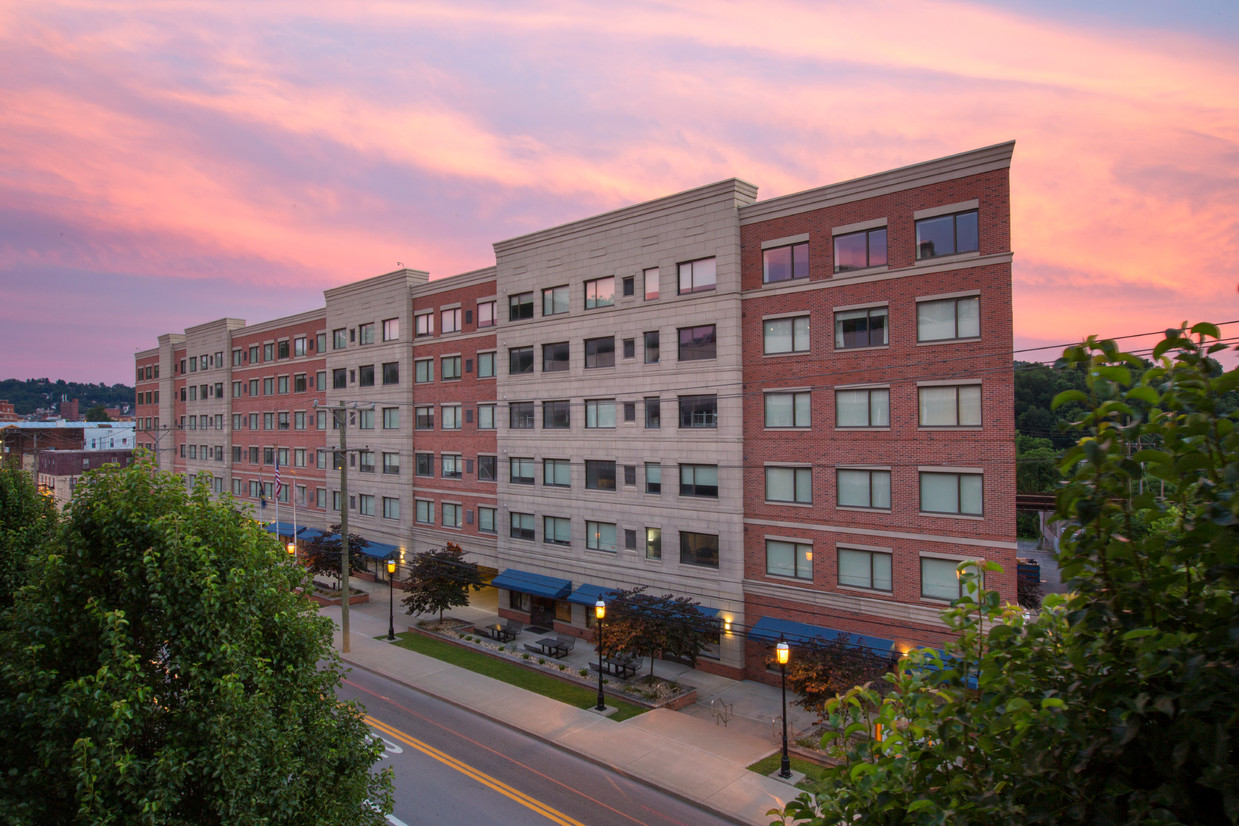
339,665,738,826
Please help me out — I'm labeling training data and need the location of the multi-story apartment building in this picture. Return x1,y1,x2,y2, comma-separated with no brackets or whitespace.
135,142,1016,682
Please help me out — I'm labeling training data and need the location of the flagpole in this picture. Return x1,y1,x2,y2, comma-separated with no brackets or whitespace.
291,470,298,554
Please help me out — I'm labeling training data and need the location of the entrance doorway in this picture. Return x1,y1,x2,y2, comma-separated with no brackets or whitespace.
530,596,557,629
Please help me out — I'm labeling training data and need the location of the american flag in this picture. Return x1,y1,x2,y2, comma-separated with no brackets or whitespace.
274,458,283,498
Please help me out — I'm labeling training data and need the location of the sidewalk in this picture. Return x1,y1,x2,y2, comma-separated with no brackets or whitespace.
322,578,817,825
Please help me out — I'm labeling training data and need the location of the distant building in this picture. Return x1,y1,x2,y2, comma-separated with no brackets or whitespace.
38,449,135,510
133,142,1016,682
58,399,79,420
0,401,19,423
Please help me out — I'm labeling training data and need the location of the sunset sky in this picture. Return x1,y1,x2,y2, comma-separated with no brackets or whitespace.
2,0,1236,385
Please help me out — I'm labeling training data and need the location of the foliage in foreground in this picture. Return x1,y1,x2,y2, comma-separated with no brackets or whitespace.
780,634,892,722
303,522,371,588
0,462,391,824
0,461,57,610
776,324,1239,826
401,542,484,622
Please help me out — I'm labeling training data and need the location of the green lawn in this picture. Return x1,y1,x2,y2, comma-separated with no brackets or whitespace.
746,753,833,791
387,631,647,722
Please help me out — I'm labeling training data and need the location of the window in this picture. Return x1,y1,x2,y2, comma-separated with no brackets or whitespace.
645,462,661,494
415,313,433,338
585,399,615,428
584,337,614,368
917,296,980,342
678,395,717,428
838,548,893,592
544,516,571,546
357,409,374,430
358,323,375,345
680,532,719,568
379,317,398,341
766,466,812,504
332,368,347,389
383,452,400,474
249,446,260,464
677,325,716,361
763,316,809,354
263,413,274,430
231,349,242,367
263,447,275,464
542,285,569,316
916,210,978,259
316,333,326,353
382,362,399,385
246,379,257,397
381,497,400,520
316,370,325,390
543,458,570,487
416,499,434,524
584,276,614,309
837,468,891,510
585,460,616,491
766,539,812,580
477,404,496,430
834,228,887,272
442,503,462,528
763,241,809,283
582,520,616,553
509,457,534,485
441,405,462,430
415,406,434,430
277,412,290,431
477,300,496,328
644,397,660,429
477,351,495,378
358,451,375,473
292,336,306,357
922,557,964,600
679,464,718,498
316,488,326,508
415,359,433,383
232,381,242,398
835,307,888,349
478,507,496,533
441,356,461,381
263,343,275,362
509,346,533,375
836,388,890,428
358,364,375,387
622,338,634,360
677,257,716,294
329,329,344,350
188,356,197,372
919,384,981,427
382,407,399,429
644,331,659,363
644,267,659,300
441,308,461,334
920,471,983,515
294,374,307,393
509,401,534,429
543,400,570,429
765,391,810,428
415,453,433,477
442,454,462,479
622,276,635,297
542,342,569,372
509,292,533,321
510,512,535,541
645,527,661,559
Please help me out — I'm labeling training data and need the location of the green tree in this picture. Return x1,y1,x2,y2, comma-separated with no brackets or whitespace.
599,586,714,680
400,542,484,623
776,324,1239,826
303,523,370,590
0,462,57,610
0,461,391,824
83,404,112,422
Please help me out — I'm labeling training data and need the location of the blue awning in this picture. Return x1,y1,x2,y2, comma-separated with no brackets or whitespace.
491,569,572,600
356,540,398,559
264,521,300,536
297,528,326,543
748,616,895,657
695,605,720,619
566,583,616,606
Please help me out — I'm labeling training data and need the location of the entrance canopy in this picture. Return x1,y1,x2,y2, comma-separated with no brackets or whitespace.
491,568,572,600
749,616,894,657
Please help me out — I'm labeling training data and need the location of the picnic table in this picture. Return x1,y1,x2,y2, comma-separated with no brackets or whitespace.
525,635,573,658
590,655,639,679
476,619,518,642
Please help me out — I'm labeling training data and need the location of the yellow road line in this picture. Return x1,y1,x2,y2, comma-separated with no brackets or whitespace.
366,714,586,826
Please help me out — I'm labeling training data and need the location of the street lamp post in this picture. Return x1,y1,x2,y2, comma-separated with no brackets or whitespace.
286,541,296,560
386,558,397,641
594,599,606,711
776,637,792,779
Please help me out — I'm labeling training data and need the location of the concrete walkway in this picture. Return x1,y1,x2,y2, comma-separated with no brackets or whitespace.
322,578,818,825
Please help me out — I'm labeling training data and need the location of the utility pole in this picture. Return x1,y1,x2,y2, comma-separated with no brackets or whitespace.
316,400,373,654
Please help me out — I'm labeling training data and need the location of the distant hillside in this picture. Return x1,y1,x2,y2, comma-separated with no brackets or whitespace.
0,378,135,416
